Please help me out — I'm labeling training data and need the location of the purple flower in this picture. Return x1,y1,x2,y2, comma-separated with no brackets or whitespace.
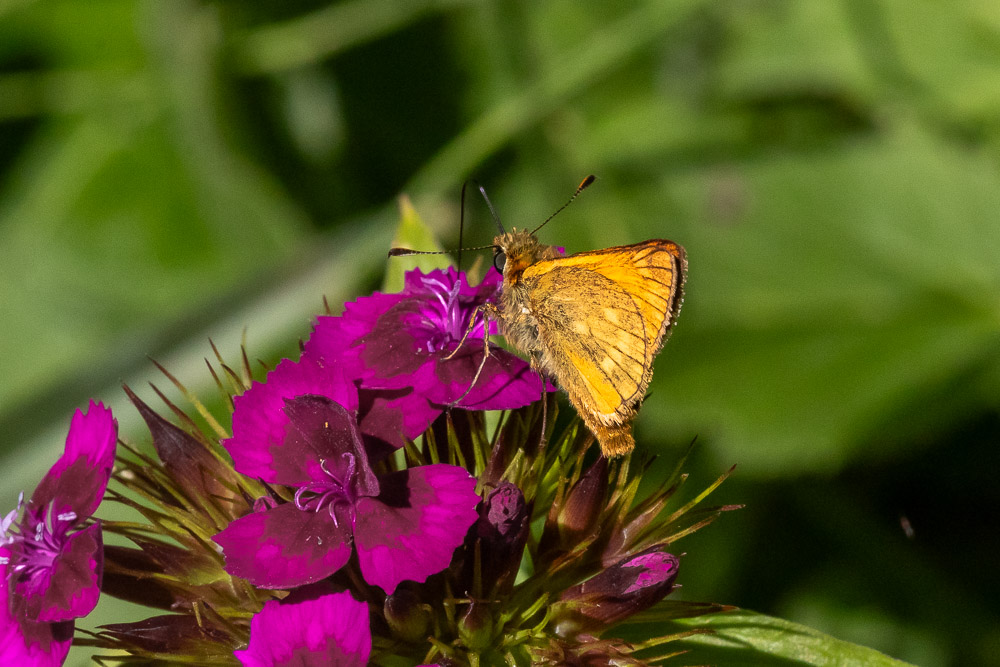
234,591,370,667
0,402,117,663
214,364,480,593
304,267,547,418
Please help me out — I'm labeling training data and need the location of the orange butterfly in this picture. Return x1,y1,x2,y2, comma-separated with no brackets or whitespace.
492,215,686,458
392,176,687,458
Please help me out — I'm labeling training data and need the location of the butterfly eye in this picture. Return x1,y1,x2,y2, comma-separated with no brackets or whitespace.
493,251,507,273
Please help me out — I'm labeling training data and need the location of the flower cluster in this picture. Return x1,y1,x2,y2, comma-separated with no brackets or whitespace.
1,263,736,666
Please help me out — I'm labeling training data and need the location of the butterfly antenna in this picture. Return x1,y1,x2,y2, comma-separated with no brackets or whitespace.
530,174,596,235
387,245,495,258
477,182,506,235
457,180,471,270
390,180,500,260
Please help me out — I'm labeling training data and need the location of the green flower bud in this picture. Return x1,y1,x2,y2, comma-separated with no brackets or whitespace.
384,589,431,643
457,602,495,651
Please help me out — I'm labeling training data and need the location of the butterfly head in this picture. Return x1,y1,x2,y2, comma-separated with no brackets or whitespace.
493,229,550,284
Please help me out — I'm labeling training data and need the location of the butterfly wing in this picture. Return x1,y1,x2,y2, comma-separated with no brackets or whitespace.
521,240,686,454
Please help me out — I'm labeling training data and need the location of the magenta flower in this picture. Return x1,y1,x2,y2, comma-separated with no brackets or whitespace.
0,546,72,666
304,267,547,421
213,360,480,593
234,591,371,667
0,402,117,664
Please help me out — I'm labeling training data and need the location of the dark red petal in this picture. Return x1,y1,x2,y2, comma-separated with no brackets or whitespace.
358,388,441,452
282,396,378,497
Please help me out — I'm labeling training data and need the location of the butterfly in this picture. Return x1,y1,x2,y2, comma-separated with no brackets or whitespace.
391,176,687,458
491,215,686,458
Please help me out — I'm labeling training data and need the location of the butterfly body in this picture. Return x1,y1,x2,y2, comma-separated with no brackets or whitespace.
494,228,687,458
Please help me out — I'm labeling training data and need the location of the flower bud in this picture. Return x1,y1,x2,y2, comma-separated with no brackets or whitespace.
557,456,607,541
124,385,243,508
384,589,431,643
541,456,608,556
465,482,528,595
457,602,495,651
552,547,680,636
600,495,666,567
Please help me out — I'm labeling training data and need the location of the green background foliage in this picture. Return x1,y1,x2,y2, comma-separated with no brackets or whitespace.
1,1,997,665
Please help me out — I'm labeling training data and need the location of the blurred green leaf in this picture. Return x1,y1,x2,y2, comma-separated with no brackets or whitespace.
382,195,450,293
640,125,1000,475
664,609,913,666
0,1,307,426
234,0,474,75
714,1,877,104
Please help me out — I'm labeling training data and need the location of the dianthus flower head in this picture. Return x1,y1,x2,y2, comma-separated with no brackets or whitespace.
213,358,480,593
0,402,117,665
304,266,548,414
64,243,738,666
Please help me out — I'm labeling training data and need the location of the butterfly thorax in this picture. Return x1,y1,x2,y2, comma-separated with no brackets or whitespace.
493,229,562,373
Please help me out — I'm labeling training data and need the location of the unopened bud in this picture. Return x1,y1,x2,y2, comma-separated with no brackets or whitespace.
464,482,528,595
457,602,494,651
553,547,680,636
479,483,528,575
384,589,431,643
542,456,608,555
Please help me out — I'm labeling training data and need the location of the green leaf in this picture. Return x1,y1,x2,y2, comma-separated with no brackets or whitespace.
637,125,1000,475
714,1,876,104
0,1,308,433
664,609,914,666
382,195,451,293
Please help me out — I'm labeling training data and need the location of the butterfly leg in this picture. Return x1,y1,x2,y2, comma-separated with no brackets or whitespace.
443,303,491,361
538,376,548,450
531,359,549,450
445,303,500,408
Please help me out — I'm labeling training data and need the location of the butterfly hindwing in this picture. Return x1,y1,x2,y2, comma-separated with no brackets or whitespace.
524,266,646,419
521,240,686,427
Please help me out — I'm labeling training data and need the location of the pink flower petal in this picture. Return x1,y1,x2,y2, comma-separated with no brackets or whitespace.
225,358,358,482
13,523,103,623
234,591,370,667
31,402,117,521
358,388,441,450
0,547,72,666
354,464,479,594
213,503,353,589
